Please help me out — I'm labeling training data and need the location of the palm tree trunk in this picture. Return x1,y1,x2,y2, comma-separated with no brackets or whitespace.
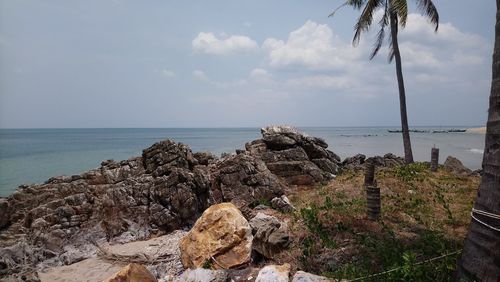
390,11,414,164
454,0,500,280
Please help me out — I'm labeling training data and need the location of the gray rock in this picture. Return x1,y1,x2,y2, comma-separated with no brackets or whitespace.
247,126,342,185
210,154,285,208
342,154,366,170
312,158,339,175
175,268,228,282
0,140,212,280
292,271,331,282
271,196,295,213
193,151,217,165
227,267,260,282
444,156,472,175
255,264,290,282
249,213,290,258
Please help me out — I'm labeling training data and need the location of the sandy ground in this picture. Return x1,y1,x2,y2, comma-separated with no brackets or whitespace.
466,127,486,134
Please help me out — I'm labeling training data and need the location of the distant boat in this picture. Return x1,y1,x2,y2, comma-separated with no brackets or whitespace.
388,129,467,133
387,129,430,133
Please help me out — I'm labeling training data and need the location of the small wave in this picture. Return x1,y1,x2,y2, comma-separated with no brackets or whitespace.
469,148,484,154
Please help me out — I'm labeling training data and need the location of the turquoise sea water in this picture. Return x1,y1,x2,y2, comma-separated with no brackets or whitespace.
0,127,485,197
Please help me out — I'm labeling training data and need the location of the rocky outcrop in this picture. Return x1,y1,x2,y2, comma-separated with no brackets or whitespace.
444,156,472,175
255,264,290,282
179,203,253,270
246,126,341,185
0,140,212,280
342,153,405,170
249,213,290,259
210,154,285,209
104,263,157,282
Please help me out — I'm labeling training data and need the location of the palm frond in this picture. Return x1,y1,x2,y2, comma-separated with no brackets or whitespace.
414,0,439,31
352,0,384,46
389,0,408,27
370,0,389,59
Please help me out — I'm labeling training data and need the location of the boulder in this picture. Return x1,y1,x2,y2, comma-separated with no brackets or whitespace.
104,263,157,282
444,156,472,175
246,126,341,185
210,154,285,208
255,264,291,282
270,196,295,213
342,154,366,170
179,203,253,269
249,213,290,259
292,271,331,282
175,268,228,282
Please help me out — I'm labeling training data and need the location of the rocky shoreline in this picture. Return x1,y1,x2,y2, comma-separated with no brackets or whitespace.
1,126,475,281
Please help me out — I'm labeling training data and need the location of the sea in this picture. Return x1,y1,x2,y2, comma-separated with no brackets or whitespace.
0,127,486,197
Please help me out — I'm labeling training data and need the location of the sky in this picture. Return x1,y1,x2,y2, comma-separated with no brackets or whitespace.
0,0,496,128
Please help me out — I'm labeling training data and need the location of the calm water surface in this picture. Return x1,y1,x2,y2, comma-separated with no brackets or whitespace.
0,127,485,196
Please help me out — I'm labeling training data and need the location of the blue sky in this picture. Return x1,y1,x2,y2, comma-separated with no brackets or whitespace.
0,0,495,128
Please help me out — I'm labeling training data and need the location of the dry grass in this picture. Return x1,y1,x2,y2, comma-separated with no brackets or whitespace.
271,164,479,281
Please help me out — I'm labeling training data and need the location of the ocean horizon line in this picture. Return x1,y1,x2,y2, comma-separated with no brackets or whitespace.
0,125,485,130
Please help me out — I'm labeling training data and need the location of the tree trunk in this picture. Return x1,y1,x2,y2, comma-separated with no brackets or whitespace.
454,0,500,280
390,12,414,164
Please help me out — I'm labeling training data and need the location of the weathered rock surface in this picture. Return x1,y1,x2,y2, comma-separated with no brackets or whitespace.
444,156,472,175
255,264,290,282
179,203,253,270
104,263,157,282
271,195,295,213
210,154,285,209
342,153,405,170
246,126,341,185
0,140,211,280
342,154,366,170
249,213,290,259
175,268,228,282
37,231,186,282
38,258,124,282
227,267,260,282
292,271,332,282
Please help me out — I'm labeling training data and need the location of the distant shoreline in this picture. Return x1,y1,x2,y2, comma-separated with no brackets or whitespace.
466,127,486,134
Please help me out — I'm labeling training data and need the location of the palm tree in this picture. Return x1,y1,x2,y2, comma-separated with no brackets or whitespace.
332,0,439,164
455,1,500,280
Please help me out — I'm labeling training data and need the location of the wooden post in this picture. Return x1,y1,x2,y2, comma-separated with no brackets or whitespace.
364,161,375,187
366,186,381,220
364,160,380,220
431,147,439,172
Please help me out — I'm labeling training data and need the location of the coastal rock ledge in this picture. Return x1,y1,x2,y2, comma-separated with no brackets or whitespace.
0,125,386,281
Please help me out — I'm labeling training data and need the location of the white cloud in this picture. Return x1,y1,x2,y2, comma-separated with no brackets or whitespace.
249,68,272,83
192,32,258,55
192,70,209,81
162,69,176,78
262,20,362,70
